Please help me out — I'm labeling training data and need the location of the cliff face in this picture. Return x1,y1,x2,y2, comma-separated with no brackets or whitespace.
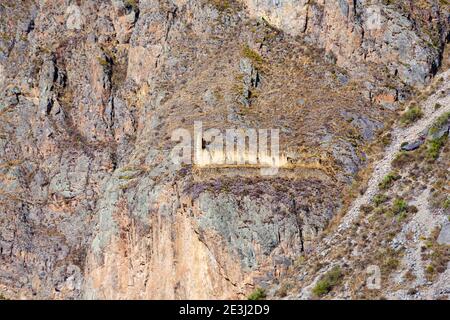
246,0,448,87
0,0,448,300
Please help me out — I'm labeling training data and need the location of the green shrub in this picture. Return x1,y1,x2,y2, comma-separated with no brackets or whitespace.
97,57,110,67
247,288,266,300
360,204,374,214
425,265,434,274
373,194,388,206
312,266,343,297
294,255,306,268
118,175,135,180
400,106,423,125
208,0,232,11
242,45,263,65
384,257,400,271
426,136,447,160
398,211,408,221
443,198,450,209
379,172,400,190
392,198,408,214
377,248,401,273
382,133,392,146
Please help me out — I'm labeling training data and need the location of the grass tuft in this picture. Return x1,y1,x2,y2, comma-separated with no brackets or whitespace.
247,287,266,300
312,266,343,297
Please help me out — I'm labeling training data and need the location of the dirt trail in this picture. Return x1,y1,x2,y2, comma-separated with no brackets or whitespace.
337,69,450,233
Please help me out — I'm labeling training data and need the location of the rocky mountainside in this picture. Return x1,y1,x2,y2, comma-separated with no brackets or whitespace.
0,0,448,299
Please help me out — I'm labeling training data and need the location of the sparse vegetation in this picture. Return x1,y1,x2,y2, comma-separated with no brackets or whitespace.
443,198,450,209
383,257,400,271
312,266,343,297
392,198,408,215
400,106,423,126
118,175,136,180
376,248,402,274
373,194,388,206
421,228,450,281
360,204,374,214
426,136,447,160
97,56,110,67
294,255,306,269
379,172,401,190
242,45,264,65
392,151,415,168
391,198,411,221
425,265,434,274
276,282,293,298
207,0,232,11
247,287,266,300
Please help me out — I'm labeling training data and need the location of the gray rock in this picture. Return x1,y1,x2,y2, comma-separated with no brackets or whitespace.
196,192,302,270
38,57,57,115
239,58,260,107
5,93,19,107
203,89,217,106
429,120,450,140
297,98,306,106
401,139,424,151
332,139,365,176
227,105,243,123
325,51,337,64
337,73,349,85
341,111,384,141
273,255,292,268
338,0,349,17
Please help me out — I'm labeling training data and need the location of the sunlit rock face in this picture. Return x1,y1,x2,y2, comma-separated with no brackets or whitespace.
245,0,309,36
243,0,447,87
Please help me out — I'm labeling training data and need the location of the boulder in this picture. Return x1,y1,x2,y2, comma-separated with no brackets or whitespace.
38,57,57,115
429,120,450,140
401,139,425,152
